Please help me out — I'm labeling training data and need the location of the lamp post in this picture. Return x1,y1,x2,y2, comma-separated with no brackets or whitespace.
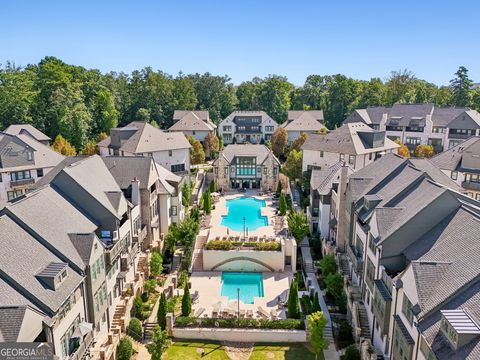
237,288,240,322
243,217,246,240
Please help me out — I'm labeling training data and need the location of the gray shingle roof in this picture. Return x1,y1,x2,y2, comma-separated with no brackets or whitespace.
173,110,210,122
4,124,51,142
0,306,28,341
310,162,352,195
169,111,216,131
0,215,84,314
282,111,325,132
431,136,480,172
68,234,97,266
301,122,398,155
98,121,191,153
214,144,280,165
222,111,277,125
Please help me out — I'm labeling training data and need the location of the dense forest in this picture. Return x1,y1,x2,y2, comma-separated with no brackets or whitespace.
0,56,478,152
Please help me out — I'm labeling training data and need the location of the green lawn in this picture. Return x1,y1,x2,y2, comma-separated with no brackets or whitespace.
163,341,320,360
163,341,229,360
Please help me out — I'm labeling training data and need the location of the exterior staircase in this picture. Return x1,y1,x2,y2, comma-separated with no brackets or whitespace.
111,303,127,333
324,324,334,342
338,254,351,281
138,254,149,279
357,303,371,338
143,322,157,342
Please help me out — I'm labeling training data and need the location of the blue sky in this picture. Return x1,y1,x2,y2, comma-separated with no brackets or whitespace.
1,0,479,85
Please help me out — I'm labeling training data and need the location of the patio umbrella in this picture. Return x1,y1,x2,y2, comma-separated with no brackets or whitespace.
71,322,93,338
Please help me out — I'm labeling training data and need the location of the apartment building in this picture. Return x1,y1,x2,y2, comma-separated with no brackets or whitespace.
97,121,191,176
301,122,399,173
280,110,327,143
217,111,278,145
213,144,280,191
0,129,64,207
431,136,480,200
102,156,184,250
344,104,480,153
332,154,480,359
169,110,217,143
33,155,145,334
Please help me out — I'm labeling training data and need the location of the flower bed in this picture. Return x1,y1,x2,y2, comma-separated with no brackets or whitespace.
174,316,305,330
205,240,281,251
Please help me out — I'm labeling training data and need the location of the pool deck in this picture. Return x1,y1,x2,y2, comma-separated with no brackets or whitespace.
208,192,282,241
190,271,293,319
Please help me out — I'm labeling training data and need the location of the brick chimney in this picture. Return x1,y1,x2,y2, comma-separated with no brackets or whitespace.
335,162,349,253
131,177,140,206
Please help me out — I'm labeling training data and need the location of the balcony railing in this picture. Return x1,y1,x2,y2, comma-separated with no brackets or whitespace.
69,331,93,360
106,237,127,265
448,132,475,139
10,178,35,187
462,181,480,191
347,245,364,273
121,242,140,271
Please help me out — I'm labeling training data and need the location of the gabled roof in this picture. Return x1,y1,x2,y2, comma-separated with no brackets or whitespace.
310,162,352,195
97,121,191,153
213,144,280,165
447,110,480,129
221,111,278,125
3,186,98,270
301,122,399,155
170,111,216,131
102,156,178,195
386,103,434,127
0,215,84,314
4,124,51,142
0,305,45,342
431,136,480,172
281,111,326,132
68,234,98,266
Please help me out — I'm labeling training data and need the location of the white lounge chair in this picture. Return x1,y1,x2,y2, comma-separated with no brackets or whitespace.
257,306,270,319
194,307,205,317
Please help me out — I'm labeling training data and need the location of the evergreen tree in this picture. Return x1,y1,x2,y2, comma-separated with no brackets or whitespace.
209,179,216,193
312,292,321,313
181,284,192,316
308,311,329,359
116,337,133,360
157,292,168,330
279,194,287,216
287,279,300,319
276,180,283,196
450,66,472,107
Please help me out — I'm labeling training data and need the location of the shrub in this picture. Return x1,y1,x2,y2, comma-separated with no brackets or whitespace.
254,242,281,251
127,317,143,341
132,296,144,320
337,320,355,349
157,292,167,330
301,295,312,315
116,337,133,360
182,284,192,316
279,194,287,215
209,179,216,193
340,344,361,360
174,317,304,330
205,240,233,250
325,273,343,300
312,292,321,313
144,279,157,295
150,251,163,277
287,279,300,319
320,254,337,277
178,270,189,289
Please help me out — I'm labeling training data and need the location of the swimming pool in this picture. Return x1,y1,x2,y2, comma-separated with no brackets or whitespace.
221,197,268,231
221,272,264,304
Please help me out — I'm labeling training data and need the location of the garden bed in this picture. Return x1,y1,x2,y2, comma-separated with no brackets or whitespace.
174,317,305,330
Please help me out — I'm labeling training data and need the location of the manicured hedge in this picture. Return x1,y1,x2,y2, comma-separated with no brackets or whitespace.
174,316,305,330
205,240,281,251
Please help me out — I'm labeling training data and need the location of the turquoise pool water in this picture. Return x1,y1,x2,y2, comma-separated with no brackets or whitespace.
221,272,264,304
221,197,268,231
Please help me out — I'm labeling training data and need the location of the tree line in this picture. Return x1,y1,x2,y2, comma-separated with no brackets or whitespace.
0,56,478,152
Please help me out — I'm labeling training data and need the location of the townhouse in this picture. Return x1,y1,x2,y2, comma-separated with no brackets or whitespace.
0,128,64,207
331,154,480,359
301,122,399,173
280,110,327,143
102,156,184,250
169,110,217,143
97,121,191,177
213,144,280,191
430,136,480,200
217,111,278,145
344,104,480,153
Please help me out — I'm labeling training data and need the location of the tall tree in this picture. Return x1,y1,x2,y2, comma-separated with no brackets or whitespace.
146,326,171,360
188,136,205,165
450,66,472,107
287,278,300,319
51,134,77,155
308,311,329,359
287,210,309,244
181,284,192,316
256,75,293,123
271,127,288,158
290,132,308,152
236,79,260,110
203,132,220,158
283,149,303,180
157,292,168,330
385,69,417,105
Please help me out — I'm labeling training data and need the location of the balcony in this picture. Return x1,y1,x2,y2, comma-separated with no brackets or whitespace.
69,331,93,360
462,181,480,191
347,245,364,274
10,178,35,187
132,225,147,244
448,132,475,140
105,237,127,265
121,241,140,271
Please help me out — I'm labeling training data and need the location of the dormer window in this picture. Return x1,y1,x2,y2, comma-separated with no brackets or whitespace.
440,310,480,350
36,262,69,290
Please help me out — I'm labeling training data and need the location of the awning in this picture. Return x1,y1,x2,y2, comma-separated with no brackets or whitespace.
71,322,93,338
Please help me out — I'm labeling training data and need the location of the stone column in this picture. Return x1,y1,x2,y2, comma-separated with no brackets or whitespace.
166,313,174,336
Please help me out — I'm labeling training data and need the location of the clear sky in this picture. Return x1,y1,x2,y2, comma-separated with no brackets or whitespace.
1,0,479,86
